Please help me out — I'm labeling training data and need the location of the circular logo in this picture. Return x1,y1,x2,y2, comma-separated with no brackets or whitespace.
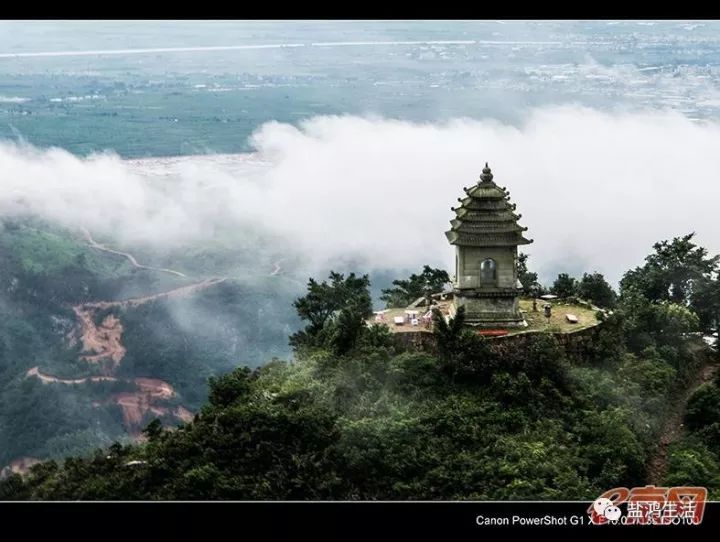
604,506,622,521
593,497,613,516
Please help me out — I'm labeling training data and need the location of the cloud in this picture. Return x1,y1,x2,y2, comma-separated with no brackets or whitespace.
1,106,720,286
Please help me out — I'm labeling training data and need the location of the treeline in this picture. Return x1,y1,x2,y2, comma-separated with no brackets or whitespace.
2,232,719,500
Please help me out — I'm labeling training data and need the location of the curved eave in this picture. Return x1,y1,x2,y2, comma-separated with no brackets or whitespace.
465,185,507,199
451,215,529,231
454,208,522,221
446,230,534,247
458,198,513,211
451,222,527,234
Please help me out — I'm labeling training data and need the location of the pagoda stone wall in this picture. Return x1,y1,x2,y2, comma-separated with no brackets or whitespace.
457,246,516,290
454,295,521,326
391,322,605,359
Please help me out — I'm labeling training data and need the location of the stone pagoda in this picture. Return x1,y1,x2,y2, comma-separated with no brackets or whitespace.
445,163,533,327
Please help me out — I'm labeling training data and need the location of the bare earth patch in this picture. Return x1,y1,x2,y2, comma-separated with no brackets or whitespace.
24,231,229,446
12,228,283,471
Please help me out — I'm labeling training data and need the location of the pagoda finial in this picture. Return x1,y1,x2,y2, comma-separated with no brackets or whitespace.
480,162,493,183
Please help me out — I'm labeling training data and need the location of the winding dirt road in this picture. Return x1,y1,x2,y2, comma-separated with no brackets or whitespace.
25,230,230,438
25,225,297,443
26,366,116,385
63,276,225,432
81,228,188,278
646,353,720,485
28,366,195,435
71,277,226,372
81,277,227,312
14,226,290,470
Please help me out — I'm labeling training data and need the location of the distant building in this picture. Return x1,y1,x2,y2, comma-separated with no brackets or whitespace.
445,163,532,327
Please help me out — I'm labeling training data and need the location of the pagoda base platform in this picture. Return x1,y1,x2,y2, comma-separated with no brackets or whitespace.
451,294,527,329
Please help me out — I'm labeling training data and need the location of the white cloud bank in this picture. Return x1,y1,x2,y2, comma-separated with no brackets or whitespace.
1,106,719,285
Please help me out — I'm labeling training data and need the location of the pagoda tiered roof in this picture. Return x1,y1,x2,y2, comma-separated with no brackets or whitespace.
445,163,533,247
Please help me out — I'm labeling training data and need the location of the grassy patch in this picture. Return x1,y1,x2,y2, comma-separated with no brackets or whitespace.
0,220,133,278
518,298,600,334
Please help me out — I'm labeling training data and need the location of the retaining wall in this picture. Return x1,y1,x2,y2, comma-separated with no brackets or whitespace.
392,323,605,359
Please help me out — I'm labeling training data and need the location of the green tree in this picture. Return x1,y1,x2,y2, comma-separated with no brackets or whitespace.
577,272,617,308
289,272,373,352
620,233,719,304
517,252,541,295
432,306,497,384
357,323,395,350
0,473,28,500
432,305,467,362
329,303,368,356
576,407,646,489
664,442,720,489
690,276,720,332
618,288,700,350
142,419,164,442
208,366,254,408
685,383,720,432
551,273,577,298
381,266,450,308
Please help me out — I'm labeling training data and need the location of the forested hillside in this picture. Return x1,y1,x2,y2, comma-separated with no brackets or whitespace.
0,217,303,465
2,233,718,500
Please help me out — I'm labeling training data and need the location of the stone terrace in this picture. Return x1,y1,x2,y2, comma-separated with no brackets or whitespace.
368,297,602,337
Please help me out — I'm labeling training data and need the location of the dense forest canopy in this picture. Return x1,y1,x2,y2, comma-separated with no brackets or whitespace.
1,232,719,500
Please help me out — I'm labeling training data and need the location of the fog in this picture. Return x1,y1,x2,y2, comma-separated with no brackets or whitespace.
1,106,719,286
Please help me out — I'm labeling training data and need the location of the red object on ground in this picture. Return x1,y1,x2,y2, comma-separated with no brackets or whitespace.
477,329,508,337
